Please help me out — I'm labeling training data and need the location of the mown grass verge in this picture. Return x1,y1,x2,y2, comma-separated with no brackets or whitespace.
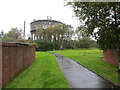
5,52,70,88
50,49,119,86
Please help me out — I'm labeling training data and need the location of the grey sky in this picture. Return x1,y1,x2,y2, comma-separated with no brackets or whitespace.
0,0,79,37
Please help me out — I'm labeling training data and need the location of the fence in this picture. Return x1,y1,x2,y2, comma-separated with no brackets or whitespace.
0,41,35,88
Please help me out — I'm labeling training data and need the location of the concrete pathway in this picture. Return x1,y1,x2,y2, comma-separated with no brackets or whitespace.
49,52,118,88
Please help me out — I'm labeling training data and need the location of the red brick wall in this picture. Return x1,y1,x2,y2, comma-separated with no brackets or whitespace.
0,42,35,88
103,49,117,66
0,45,2,89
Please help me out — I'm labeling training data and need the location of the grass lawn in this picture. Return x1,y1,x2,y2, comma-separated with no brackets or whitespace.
5,52,70,88
50,49,119,86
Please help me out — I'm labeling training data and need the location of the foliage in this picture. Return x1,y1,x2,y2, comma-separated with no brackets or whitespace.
31,37,97,51
1,38,16,42
34,24,74,49
67,2,120,50
3,27,23,39
17,39,38,48
31,23,97,50
31,24,75,51
30,43,38,48
32,40,63,51
0,30,4,38
90,40,98,48
75,37,97,49
17,39,29,43
78,37,92,48
67,1,120,71
35,24,73,41
63,40,77,49
5,52,70,88
50,49,119,86
75,25,90,40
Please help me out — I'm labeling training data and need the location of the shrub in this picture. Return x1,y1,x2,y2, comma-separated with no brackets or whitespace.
31,40,53,51
63,40,77,49
17,39,29,43
76,37,97,49
30,39,62,51
30,43,38,48
2,38,16,42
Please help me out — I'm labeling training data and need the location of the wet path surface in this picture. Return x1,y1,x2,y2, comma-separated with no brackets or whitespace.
49,52,118,88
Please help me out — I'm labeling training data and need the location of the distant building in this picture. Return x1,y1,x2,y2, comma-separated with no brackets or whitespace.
30,19,63,40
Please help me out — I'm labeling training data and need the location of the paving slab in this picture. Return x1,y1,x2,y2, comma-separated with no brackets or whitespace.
49,52,119,88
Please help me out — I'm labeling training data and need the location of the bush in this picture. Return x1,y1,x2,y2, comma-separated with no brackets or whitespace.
76,37,97,49
2,38,16,42
63,40,77,49
30,43,38,48
30,38,98,51
90,40,98,48
17,39,29,43
31,39,63,51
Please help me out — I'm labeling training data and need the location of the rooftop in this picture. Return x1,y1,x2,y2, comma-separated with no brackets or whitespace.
30,19,63,24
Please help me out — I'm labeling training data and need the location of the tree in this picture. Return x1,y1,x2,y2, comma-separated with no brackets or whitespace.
63,24,74,41
32,24,74,50
77,37,91,48
54,24,74,49
0,30,4,38
67,2,120,71
4,27,23,39
35,27,44,40
76,25,90,40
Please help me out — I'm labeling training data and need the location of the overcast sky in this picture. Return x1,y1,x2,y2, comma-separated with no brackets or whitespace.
0,0,80,37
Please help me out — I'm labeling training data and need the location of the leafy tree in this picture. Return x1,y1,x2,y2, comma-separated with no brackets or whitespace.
63,40,77,49
2,38,16,41
76,25,90,40
4,27,23,39
34,24,74,50
79,37,91,48
35,27,44,40
0,30,4,38
67,2,120,71
17,39,29,43
76,37,97,49
63,24,74,41
32,39,60,51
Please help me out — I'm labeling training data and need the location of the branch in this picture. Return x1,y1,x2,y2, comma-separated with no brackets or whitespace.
95,15,104,23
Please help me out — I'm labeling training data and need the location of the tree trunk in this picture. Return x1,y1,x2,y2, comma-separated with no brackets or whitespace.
54,35,56,41
61,35,64,50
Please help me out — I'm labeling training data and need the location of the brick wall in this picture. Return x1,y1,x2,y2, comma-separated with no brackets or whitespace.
0,44,2,89
103,49,117,66
0,42,35,88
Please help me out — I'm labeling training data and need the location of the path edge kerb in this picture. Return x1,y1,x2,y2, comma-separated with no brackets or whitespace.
48,52,119,87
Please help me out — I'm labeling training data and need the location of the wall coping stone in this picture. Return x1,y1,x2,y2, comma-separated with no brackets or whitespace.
0,41,30,46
